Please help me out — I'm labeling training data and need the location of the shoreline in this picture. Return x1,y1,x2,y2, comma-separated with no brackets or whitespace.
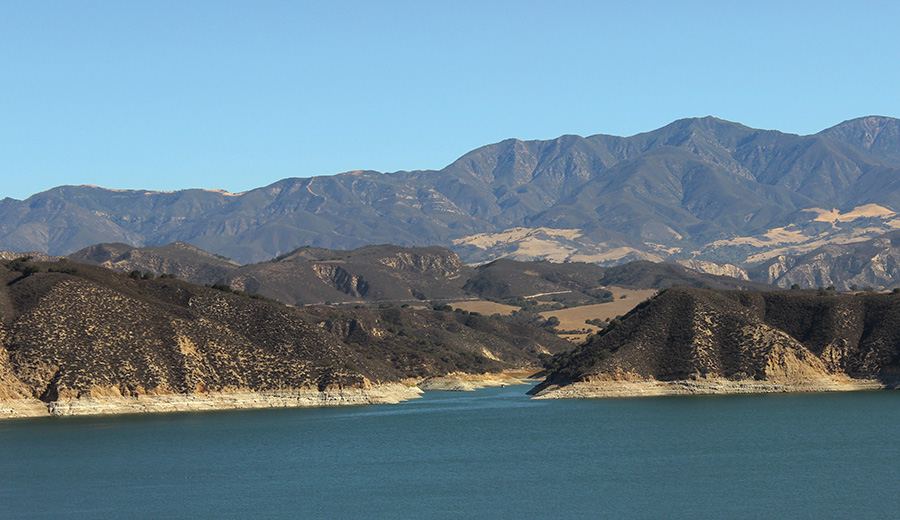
0,370,543,419
0,383,425,419
530,376,895,399
416,370,538,392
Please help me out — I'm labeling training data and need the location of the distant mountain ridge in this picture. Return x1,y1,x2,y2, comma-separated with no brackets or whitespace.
3,116,900,268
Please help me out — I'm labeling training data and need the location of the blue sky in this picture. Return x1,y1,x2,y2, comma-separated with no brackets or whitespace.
2,1,899,200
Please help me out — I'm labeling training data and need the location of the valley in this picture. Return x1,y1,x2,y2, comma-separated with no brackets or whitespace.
5,114,900,414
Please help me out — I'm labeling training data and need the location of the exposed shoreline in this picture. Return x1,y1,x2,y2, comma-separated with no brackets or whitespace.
0,370,543,419
8,373,893,419
0,383,425,419
530,376,896,399
416,370,538,391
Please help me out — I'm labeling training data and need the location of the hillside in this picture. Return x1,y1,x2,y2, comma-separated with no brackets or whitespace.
0,258,571,418
3,116,900,269
61,242,775,307
227,244,472,306
531,287,900,398
463,258,772,305
68,241,240,285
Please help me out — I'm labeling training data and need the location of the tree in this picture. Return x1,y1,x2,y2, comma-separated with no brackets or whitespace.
7,257,40,277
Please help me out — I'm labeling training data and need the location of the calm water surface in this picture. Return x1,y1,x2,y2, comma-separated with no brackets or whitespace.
1,384,898,519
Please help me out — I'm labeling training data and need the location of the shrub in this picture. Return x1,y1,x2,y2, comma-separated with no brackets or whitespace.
47,266,78,275
7,257,40,277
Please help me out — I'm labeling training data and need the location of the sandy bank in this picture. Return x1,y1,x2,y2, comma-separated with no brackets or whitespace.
531,376,893,399
417,371,537,391
0,383,424,419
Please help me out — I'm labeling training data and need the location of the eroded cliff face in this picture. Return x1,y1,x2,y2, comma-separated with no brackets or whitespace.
0,260,569,418
676,259,749,281
533,287,900,398
747,231,900,290
376,249,465,277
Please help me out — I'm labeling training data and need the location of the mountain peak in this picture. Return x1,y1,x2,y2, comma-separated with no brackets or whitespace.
819,116,900,165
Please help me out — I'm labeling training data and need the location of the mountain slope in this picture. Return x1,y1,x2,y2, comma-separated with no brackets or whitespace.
3,116,900,266
819,116,900,166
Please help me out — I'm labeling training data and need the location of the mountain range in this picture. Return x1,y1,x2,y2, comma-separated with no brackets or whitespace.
3,115,900,287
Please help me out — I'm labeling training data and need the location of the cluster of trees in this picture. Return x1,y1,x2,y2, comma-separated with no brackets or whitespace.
203,282,283,305
128,270,177,280
5,257,40,277
3,257,83,279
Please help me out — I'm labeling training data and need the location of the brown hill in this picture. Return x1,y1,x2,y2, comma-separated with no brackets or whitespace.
532,287,900,398
67,241,240,285
226,244,473,306
0,258,570,417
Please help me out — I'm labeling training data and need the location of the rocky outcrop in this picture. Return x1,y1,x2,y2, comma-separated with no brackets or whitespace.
311,264,370,297
676,259,748,280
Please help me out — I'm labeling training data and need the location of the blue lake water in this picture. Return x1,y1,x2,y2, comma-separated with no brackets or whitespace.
1,384,899,519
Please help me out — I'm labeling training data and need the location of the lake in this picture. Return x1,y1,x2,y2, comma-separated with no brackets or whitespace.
1,384,898,519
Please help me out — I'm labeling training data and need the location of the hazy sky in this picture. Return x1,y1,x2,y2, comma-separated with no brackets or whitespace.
3,1,899,200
